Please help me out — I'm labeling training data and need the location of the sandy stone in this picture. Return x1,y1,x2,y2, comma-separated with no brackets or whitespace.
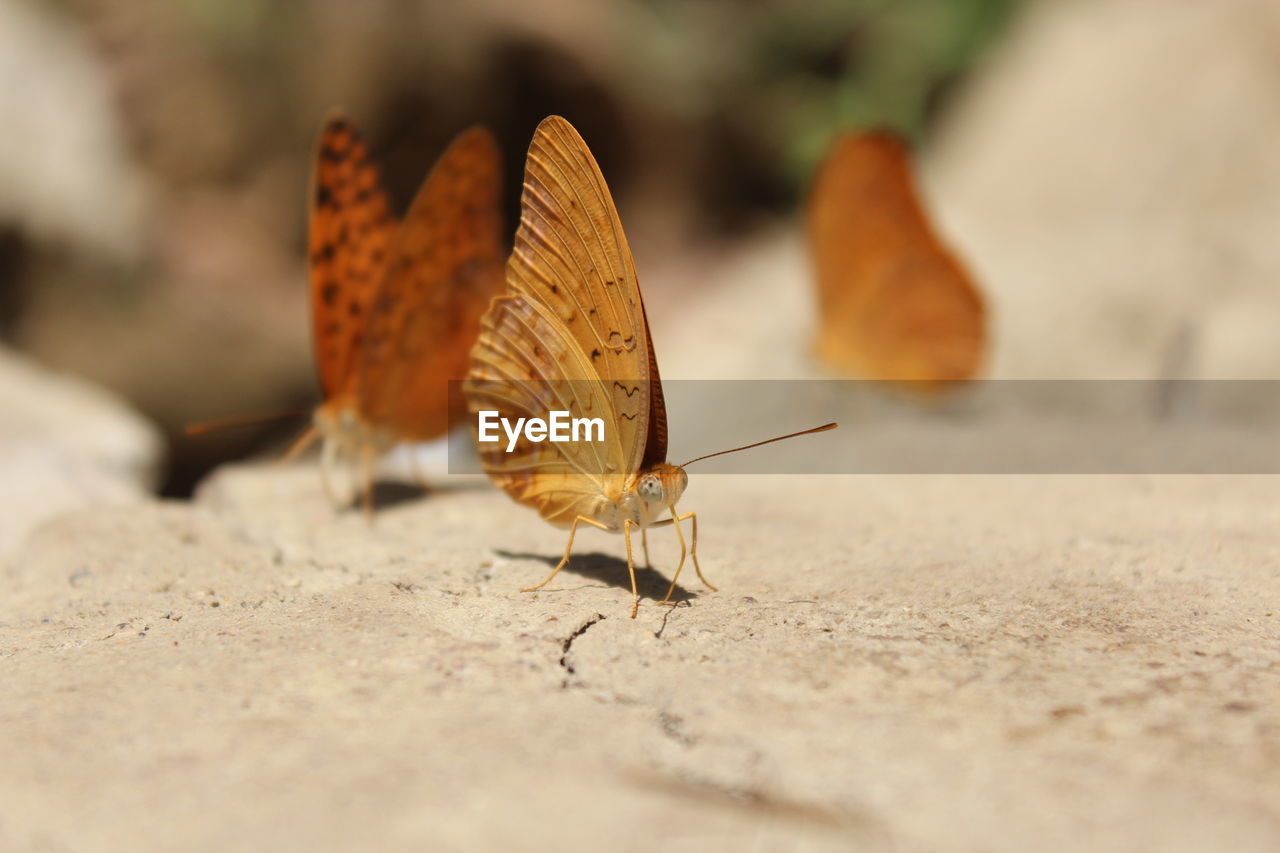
2,465,1278,851
0,347,163,555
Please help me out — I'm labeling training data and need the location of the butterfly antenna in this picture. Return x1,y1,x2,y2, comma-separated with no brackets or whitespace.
681,422,838,468
280,424,320,463
184,408,309,437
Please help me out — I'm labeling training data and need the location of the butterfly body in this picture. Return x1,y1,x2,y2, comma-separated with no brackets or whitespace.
311,394,392,459
558,462,688,533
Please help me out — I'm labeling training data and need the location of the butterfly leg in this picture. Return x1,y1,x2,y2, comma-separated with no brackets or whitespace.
280,424,319,463
319,437,342,508
359,443,376,523
682,511,716,592
407,446,430,491
623,518,640,619
658,507,689,606
653,511,717,605
521,514,610,593
641,527,653,569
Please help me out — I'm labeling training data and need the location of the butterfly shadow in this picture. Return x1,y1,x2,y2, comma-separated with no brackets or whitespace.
494,549,697,604
370,482,428,511
349,477,495,512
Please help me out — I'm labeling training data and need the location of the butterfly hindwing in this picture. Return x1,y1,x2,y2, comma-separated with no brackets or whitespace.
468,294,629,521
309,114,397,398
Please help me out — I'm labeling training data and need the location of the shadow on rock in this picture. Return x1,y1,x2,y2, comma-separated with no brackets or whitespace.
356,482,428,511
495,549,697,603
349,477,490,512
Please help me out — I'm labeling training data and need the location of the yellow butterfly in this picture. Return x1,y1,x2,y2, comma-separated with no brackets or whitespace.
465,116,835,617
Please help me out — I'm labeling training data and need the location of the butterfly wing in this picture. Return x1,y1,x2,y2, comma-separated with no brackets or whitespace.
308,114,397,399
354,126,506,440
465,115,658,525
807,131,985,384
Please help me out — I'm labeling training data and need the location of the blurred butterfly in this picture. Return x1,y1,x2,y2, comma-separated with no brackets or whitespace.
807,130,985,385
465,116,835,618
233,113,505,514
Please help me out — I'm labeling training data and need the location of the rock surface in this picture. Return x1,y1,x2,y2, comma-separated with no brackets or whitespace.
0,346,163,555
2,465,1278,851
929,0,1280,380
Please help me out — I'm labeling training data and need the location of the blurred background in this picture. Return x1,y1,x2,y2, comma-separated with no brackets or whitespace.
2,0,1279,501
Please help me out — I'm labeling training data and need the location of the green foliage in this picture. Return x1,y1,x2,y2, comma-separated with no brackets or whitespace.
638,0,1021,198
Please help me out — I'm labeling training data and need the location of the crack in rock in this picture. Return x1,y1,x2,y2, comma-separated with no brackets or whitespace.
559,613,606,684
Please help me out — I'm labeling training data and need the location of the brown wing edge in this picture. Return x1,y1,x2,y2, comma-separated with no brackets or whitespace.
638,299,668,468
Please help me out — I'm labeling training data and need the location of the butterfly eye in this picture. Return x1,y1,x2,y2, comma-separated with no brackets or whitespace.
638,475,661,500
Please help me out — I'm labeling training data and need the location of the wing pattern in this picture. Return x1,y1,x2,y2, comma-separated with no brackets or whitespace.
308,114,397,398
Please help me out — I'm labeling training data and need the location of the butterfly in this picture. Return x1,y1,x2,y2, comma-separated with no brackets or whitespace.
465,116,836,618
283,113,505,513
807,130,986,385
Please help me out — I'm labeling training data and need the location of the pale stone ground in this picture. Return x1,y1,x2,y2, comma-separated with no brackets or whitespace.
0,347,162,556
3,465,1280,851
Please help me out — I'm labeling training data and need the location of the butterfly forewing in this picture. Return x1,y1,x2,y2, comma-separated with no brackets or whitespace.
807,131,985,383
356,127,506,440
309,115,397,398
506,116,655,473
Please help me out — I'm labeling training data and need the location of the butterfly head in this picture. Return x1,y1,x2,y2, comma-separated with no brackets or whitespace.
635,462,688,511
313,397,390,457
314,399,356,441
